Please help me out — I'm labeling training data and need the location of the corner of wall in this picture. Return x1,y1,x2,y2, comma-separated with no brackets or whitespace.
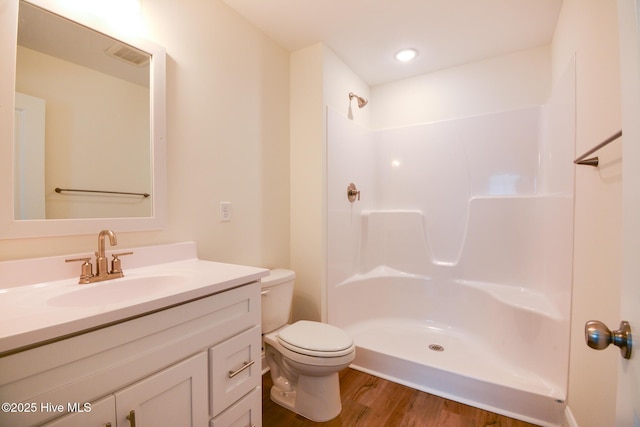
290,43,325,322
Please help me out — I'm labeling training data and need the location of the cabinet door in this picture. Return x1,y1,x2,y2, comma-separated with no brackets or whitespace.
116,352,208,427
41,395,115,427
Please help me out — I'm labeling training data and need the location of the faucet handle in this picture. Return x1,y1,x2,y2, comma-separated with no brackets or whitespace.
111,251,133,274
65,257,94,284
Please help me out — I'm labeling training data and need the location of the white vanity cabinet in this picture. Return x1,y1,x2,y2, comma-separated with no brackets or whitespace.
0,281,263,427
41,352,208,427
40,395,116,427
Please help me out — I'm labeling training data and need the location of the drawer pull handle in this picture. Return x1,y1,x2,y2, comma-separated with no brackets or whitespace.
126,410,136,427
228,360,255,378
105,423,112,427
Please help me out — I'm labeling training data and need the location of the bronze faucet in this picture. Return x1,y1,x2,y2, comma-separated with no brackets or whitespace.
66,230,133,284
96,229,117,277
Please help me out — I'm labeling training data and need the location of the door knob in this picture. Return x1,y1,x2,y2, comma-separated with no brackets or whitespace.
585,320,632,359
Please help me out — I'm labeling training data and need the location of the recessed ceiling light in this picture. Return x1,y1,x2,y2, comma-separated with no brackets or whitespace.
395,48,419,62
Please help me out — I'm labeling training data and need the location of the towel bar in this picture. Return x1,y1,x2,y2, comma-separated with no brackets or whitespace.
574,130,622,167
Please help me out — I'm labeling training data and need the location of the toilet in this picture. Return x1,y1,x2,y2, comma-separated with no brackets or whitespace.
261,269,356,422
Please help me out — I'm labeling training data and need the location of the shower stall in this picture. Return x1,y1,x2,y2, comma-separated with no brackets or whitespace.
326,63,575,427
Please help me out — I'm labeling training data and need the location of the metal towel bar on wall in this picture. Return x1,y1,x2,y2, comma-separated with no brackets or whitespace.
55,187,150,198
574,130,622,167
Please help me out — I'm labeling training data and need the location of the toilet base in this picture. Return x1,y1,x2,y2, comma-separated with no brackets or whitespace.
270,371,342,422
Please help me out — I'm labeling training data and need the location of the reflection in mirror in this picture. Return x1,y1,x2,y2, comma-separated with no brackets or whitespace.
15,1,151,220
0,0,166,239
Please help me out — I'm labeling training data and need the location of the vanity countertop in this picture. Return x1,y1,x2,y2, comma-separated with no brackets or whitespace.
0,242,268,355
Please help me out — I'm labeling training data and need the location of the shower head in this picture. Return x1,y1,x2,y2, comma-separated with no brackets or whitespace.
349,92,368,108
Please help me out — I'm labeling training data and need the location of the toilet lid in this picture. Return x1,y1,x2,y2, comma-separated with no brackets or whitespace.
278,321,354,356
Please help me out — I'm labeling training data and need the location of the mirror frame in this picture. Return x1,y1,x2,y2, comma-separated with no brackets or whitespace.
0,0,166,239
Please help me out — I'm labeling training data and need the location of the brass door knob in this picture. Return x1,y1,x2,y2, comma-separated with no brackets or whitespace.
585,320,632,359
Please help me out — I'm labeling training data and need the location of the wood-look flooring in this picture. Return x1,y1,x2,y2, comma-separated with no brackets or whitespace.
262,368,541,427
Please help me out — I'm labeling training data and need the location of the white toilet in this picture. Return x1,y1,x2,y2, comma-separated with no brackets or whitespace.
261,269,356,422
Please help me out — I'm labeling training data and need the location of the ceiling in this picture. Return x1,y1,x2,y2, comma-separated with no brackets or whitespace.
18,2,149,87
222,0,564,86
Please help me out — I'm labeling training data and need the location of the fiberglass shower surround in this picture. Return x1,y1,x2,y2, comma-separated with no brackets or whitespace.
326,68,575,427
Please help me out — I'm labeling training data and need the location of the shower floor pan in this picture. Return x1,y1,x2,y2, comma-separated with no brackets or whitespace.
347,319,566,427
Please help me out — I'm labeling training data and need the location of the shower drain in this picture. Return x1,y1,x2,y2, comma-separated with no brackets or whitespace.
428,344,445,352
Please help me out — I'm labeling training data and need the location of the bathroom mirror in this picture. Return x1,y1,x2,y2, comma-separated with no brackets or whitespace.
0,0,166,238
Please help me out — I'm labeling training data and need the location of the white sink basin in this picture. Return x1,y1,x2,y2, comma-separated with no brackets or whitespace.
48,274,190,307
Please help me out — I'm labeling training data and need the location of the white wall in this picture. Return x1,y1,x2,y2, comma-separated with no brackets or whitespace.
0,0,291,271
551,1,623,426
371,45,551,129
290,44,325,321
142,0,291,268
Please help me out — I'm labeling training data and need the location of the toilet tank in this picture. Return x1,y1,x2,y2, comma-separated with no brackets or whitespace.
261,269,295,334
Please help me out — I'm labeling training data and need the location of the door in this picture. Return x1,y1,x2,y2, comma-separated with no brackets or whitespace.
13,92,45,219
617,1,640,425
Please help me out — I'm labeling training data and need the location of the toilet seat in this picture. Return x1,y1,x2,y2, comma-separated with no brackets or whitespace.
277,321,355,357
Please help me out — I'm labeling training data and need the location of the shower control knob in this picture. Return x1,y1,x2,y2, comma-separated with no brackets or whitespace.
347,183,361,203
585,320,632,359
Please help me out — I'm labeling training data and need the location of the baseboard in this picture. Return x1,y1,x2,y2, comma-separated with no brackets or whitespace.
564,405,578,427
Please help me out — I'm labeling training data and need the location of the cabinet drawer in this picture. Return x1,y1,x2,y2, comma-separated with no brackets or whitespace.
210,388,261,427
209,326,261,417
